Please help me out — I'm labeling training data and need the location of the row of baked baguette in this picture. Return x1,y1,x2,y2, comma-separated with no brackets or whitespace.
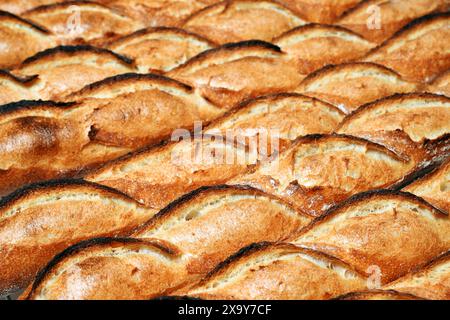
1,89,449,297
0,10,449,196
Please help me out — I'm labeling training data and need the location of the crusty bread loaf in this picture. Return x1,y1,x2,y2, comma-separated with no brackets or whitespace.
337,93,450,160
22,186,311,300
293,190,450,284
23,238,188,300
384,251,450,300
204,93,344,154
14,45,135,99
66,73,222,149
183,0,306,44
427,69,450,96
133,185,312,275
98,0,214,27
230,134,418,216
276,0,362,24
23,1,143,46
0,179,157,295
108,27,216,73
296,62,418,114
336,290,425,300
182,242,368,300
167,40,303,108
274,24,376,75
0,71,39,106
362,13,450,82
403,157,450,213
338,0,449,43
0,10,54,68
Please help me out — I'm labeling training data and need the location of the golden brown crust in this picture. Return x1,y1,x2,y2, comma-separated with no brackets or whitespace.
296,62,418,114
230,134,417,217
87,135,256,209
183,0,306,44
338,0,449,43
23,1,143,45
427,69,450,97
167,40,303,109
274,24,376,75
362,13,450,82
337,93,450,160
108,27,216,73
183,243,367,300
133,185,312,275
15,45,135,99
98,0,213,27
0,71,39,105
293,190,450,284
24,238,188,300
336,289,426,300
403,157,450,213
205,93,345,155
66,73,222,149
275,0,362,24
0,179,157,295
0,0,61,15
385,251,450,300
0,11,54,69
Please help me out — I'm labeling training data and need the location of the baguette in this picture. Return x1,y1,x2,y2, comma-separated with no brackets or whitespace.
362,13,450,82
403,157,450,213
23,186,311,299
275,0,362,24
167,40,303,109
182,243,368,300
182,0,306,44
108,27,216,73
384,251,450,300
23,1,143,46
23,238,189,300
204,93,345,153
0,71,39,106
296,62,418,114
14,45,135,99
0,179,157,295
230,134,417,217
0,100,130,195
97,0,214,27
338,0,449,43
293,190,450,284
336,290,425,300
65,73,222,149
427,69,450,97
337,93,450,160
274,24,376,75
0,11,54,69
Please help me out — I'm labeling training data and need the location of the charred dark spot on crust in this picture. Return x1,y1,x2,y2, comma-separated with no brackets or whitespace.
365,12,450,56
300,189,448,235
299,62,403,87
0,178,142,209
0,10,50,34
0,100,76,116
69,73,193,99
110,26,217,48
335,289,426,300
274,23,369,42
25,237,178,299
337,92,450,129
20,45,134,68
0,70,38,85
